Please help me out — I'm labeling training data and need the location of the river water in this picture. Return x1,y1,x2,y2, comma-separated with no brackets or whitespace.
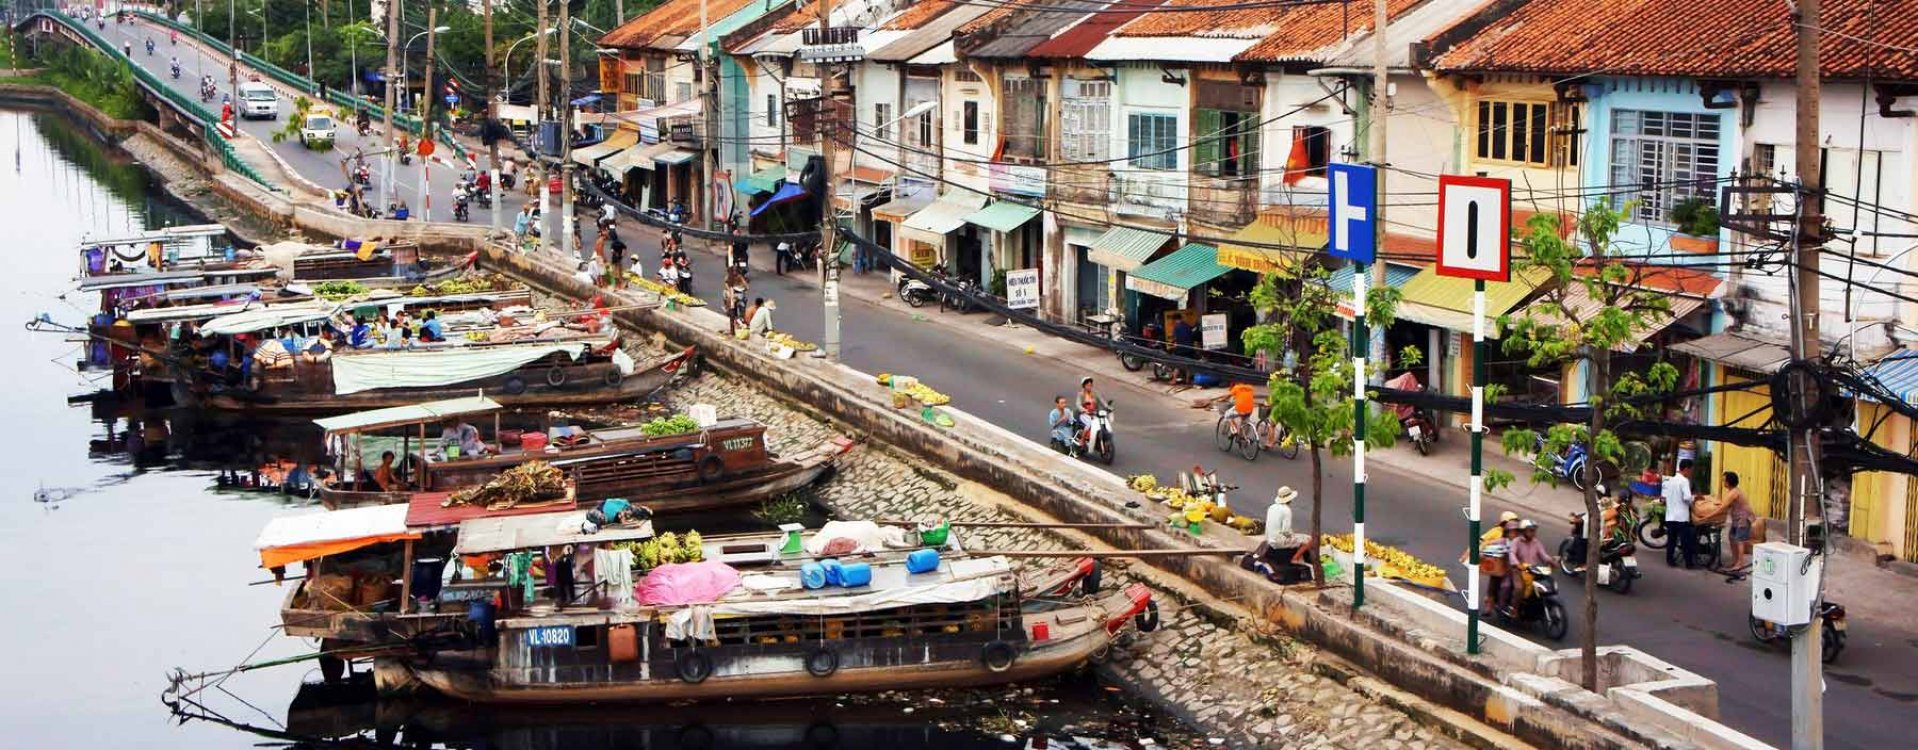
0,108,1187,749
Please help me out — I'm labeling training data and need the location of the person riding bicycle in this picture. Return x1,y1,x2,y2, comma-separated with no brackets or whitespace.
1226,380,1261,441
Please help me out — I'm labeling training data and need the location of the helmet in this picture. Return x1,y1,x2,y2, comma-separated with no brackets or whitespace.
1518,519,1538,531
1498,510,1519,523
1080,376,1094,387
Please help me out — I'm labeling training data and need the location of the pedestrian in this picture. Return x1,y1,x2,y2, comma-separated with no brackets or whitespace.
775,240,792,276
585,255,606,288
610,239,628,289
1722,471,1755,580
513,206,530,245
1662,460,1698,569
723,269,748,334
748,298,776,338
1171,315,1196,383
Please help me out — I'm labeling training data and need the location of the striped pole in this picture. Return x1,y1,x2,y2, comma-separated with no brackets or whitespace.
1352,260,1369,607
1467,279,1486,653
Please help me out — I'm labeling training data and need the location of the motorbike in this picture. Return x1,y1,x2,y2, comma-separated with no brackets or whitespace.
1556,508,1640,594
1534,435,1609,492
1049,401,1117,465
667,199,688,225
474,184,493,209
897,274,936,308
145,39,155,56
170,63,181,80
941,276,977,313
453,191,472,223
352,164,370,186
1750,601,1847,664
1499,564,1569,640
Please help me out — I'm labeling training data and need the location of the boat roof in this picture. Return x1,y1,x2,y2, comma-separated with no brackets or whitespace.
77,268,275,292
454,511,656,555
83,224,227,246
201,303,341,335
255,504,420,568
404,490,579,530
314,395,505,435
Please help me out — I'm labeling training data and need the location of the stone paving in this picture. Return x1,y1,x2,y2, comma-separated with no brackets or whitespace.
646,360,1469,750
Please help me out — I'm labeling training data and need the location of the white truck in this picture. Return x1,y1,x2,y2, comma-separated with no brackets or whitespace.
237,81,278,120
298,114,336,148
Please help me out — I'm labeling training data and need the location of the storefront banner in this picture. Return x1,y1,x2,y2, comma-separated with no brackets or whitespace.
1201,314,1229,350
1005,269,1040,310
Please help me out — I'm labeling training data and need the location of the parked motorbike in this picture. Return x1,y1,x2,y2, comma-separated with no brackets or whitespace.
941,276,977,313
1534,435,1611,492
1500,564,1569,640
1050,400,1117,465
1750,601,1847,664
897,274,936,308
1117,323,1160,372
1556,509,1640,594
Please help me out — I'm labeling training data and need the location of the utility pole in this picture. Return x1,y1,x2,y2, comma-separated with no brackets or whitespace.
420,5,437,222
1368,0,1389,371
1788,0,1825,746
382,0,397,209
485,0,500,232
536,0,551,236
559,0,575,259
1351,0,1392,613
814,0,842,360
700,0,716,232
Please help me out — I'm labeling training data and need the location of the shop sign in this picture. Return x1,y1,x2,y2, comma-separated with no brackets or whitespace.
1005,269,1040,310
990,163,1047,198
1201,313,1229,350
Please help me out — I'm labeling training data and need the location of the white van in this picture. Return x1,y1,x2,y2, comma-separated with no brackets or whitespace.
237,82,278,120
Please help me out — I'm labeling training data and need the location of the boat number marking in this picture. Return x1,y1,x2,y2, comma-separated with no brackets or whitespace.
525,625,575,648
721,437,755,452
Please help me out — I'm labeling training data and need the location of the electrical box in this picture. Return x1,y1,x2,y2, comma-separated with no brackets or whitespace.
1751,542,1819,625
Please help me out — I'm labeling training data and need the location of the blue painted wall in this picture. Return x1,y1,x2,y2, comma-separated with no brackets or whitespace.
1581,77,1737,263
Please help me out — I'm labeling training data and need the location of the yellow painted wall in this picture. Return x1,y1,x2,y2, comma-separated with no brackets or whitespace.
1849,404,1910,555
1715,374,1785,519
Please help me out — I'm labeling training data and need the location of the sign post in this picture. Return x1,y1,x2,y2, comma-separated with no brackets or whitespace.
1005,269,1040,311
1437,174,1511,655
1200,314,1229,351
1327,163,1377,607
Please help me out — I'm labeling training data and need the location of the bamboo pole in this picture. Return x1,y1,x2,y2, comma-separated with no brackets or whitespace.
966,549,1248,559
877,519,1156,530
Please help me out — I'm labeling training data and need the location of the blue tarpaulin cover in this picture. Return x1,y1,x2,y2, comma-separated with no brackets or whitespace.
750,182,808,217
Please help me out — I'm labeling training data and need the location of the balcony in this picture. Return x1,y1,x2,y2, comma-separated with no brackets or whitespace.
1187,175,1259,231
1048,162,1109,208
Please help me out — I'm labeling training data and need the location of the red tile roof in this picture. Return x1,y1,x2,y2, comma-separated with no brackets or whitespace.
601,0,759,50
882,0,961,31
1234,0,1423,62
1431,0,1918,80
1114,0,1290,37
1576,260,1724,297
1384,232,1437,261
1027,0,1169,58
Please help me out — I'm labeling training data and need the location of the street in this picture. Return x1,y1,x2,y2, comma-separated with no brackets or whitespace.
102,16,1918,748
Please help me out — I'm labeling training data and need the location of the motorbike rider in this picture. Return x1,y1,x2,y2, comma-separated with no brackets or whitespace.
1049,396,1078,455
1502,519,1553,616
145,38,155,55
1076,377,1102,445
169,56,180,78
729,227,750,278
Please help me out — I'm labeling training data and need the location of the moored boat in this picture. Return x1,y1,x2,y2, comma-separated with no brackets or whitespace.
312,396,850,511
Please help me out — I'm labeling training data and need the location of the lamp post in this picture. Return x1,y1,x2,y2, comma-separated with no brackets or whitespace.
302,0,313,94
502,29,554,95
399,26,446,116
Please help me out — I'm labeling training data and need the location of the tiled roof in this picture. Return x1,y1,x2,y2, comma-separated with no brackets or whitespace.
1114,0,1291,38
1431,0,1918,80
1575,260,1724,297
964,1,1106,59
1234,0,1423,62
1027,0,1168,58
601,0,760,50
882,0,961,31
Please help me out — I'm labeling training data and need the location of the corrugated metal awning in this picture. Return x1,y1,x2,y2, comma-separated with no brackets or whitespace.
1126,243,1227,301
1393,266,1551,332
1671,331,1793,374
1087,226,1174,271
899,191,989,246
1519,282,1712,352
1859,350,1918,404
1319,262,1422,319
965,202,1042,233
1217,209,1326,275
569,129,638,166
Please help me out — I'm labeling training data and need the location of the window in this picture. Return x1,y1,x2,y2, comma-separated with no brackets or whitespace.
962,101,980,145
675,81,694,104
874,102,893,143
1474,100,1582,167
1609,110,1722,223
955,69,982,83
622,73,642,101
1128,113,1177,170
1194,108,1260,178
1288,125,1331,178
765,94,778,128
1002,77,1047,161
1061,78,1111,162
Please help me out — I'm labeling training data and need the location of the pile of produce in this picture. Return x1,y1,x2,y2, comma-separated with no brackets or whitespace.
313,280,369,301
640,414,700,437
614,530,705,572
764,331,816,352
442,461,567,510
1320,533,1451,590
1133,474,1262,535
626,273,706,306
874,373,950,406
408,273,512,297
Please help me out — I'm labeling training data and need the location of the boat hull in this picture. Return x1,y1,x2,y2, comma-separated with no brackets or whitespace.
199,348,695,416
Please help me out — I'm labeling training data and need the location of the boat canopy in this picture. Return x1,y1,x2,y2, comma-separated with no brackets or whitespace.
201,303,340,335
255,504,420,568
714,557,1013,617
453,510,656,555
331,341,591,395
77,268,274,292
313,395,504,435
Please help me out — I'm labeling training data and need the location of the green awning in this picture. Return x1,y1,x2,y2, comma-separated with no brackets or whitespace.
964,201,1041,233
1125,243,1228,302
1394,266,1553,332
1320,262,1422,318
1087,226,1174,272
741,166,785,196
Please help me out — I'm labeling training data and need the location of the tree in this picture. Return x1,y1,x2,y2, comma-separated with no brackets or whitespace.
1493,199,1678,691
1243,264,1406,585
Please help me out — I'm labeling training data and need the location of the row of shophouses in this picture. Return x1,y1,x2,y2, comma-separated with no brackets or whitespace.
584,0,1918,562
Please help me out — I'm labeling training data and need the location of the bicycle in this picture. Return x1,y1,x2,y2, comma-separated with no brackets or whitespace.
1213,408,1299,461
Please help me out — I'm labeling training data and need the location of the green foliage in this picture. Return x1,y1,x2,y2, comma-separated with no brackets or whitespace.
753,491,813,526
313,280,368,300
640,413,699,437
271,94,311,143
1668,196,1720,237
1242,264,1403,457
26,44,156,121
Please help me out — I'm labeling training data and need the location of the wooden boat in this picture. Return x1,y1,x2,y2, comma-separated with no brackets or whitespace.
79,227,471,296
313,397,850,512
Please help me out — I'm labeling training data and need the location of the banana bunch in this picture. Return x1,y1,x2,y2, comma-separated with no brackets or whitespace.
1227,515,1263,535
1320,534,1449,585
905,382,950,406
877,373,893,386
765,332,817,351
1127,474,1159,492
1159,487,1197,509
626,273,707,307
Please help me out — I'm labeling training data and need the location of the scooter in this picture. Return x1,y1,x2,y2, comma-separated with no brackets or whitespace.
1078,402,1119,465
1557,510,1640,594
1750,601,1847,664
1534,435,1606,492
941,276,977,313
1500,564,1569,640
170,63,181,80
145,39,155,56
453,191,472,223
352,163,370,186
897,274,936,308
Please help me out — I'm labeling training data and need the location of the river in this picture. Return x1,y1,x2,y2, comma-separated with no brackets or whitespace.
0,107,1190,749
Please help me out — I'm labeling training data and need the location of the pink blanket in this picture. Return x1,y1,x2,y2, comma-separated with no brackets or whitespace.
635,561,741,605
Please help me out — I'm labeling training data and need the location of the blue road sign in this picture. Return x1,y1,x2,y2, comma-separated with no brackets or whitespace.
1326,163,1377,264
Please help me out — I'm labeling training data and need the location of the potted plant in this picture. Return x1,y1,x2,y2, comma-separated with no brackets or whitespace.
1668,197,1720,253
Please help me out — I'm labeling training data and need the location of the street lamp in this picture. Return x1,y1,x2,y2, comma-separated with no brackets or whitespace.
399,25,450,114
502,28,556,95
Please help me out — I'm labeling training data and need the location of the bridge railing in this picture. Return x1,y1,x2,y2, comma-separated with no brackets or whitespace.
32,10,281,192
134,11,471,163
